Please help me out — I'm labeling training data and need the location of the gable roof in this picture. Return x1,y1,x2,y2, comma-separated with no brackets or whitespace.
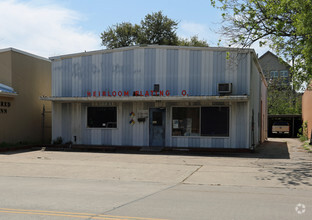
259,51,291,68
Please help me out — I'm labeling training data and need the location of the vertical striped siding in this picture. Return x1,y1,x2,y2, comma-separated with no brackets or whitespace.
178,50,190,95
52,48,249,97
61,103,71,142
144,49,156,92
166,49,179,95
189,50,202,96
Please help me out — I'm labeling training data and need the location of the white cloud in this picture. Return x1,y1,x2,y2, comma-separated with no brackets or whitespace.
179,21,221,45
180,22,207,37
0,0,100,58
251,41,271,58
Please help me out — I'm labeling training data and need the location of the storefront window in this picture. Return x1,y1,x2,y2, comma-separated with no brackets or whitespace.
172,107,230,137
172,107,200,136
201,107,229,136
87,107,117,128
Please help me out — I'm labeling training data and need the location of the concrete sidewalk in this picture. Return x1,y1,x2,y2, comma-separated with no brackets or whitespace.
0,138,311,220
0,138,311,189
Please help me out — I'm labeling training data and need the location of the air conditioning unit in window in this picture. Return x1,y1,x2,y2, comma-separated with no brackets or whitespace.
218,83,232,94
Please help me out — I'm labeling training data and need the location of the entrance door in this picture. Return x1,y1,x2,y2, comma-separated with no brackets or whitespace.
149,108,166,147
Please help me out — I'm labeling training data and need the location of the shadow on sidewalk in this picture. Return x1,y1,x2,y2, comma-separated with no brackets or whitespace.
0,140,291,159
260,161,312,187
253,140,290,159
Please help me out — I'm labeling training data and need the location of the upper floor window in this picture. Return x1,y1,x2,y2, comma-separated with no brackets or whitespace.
270,71,279,78
280,70,289,77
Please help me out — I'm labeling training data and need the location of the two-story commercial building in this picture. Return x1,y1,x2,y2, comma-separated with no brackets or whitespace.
44,45,267,150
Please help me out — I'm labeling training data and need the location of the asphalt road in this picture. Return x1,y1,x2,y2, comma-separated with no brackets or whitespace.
0,138,311,220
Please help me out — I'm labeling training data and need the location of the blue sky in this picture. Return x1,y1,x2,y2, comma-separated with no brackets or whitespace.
0,0,268,57
57,0,222,41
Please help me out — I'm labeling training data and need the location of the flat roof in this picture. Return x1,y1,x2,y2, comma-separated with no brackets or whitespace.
49,45,255,61
0,48,50,62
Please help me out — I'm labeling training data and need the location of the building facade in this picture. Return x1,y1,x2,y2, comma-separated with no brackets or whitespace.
258,51,291,86
0,48,51,144
302,88,312,139
46,46,267,149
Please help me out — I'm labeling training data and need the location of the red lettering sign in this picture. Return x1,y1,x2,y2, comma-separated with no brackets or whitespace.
86,90,187,97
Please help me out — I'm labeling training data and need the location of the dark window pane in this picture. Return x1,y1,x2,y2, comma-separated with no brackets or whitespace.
87,107,117,128
172,107,200,136
201,107,229,136
152,112,162,126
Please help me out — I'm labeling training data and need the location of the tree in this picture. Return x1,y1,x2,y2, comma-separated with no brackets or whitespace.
101,11,179,49
178,35,209,47
210,0,312,87
267,80,302,114
101,11,209,49
138,11,179,45
100,22,139,49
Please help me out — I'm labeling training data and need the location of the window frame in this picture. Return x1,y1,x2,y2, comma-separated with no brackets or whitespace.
270,71,279,78
86,106,118,129
171,107,200,137
280,70,289,78
171,106,230,138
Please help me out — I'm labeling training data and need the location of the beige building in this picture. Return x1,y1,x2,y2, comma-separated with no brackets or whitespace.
0,48,51,144
302,87,312,139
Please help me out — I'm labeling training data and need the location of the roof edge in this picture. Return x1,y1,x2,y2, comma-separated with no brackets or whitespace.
0,47,50,62
49,45,255,61
259,50,291,68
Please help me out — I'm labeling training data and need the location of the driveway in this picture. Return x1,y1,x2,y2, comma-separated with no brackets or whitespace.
0,138,311,220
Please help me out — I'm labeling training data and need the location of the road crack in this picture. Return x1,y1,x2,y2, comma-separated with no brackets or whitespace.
181,165,203,183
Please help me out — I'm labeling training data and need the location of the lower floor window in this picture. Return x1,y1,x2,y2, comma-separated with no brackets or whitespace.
172,107,200,136
87,107,117,128
172,107,229,137
201,107,229,136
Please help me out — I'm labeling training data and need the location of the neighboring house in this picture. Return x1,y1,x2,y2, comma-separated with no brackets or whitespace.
43,45,267,150
302,86,312,139
0,48,51,144
258,51,291,86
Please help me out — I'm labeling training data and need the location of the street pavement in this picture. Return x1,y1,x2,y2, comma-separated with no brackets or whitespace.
0,138,311,220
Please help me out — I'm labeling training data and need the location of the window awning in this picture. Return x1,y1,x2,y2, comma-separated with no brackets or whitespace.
40,95,249,103
0,83,17,97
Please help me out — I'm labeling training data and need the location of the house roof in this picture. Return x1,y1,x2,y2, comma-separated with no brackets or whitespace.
259,51,291,68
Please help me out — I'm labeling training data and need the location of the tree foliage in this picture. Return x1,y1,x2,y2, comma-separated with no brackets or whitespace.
101,22,139,49
211,0,312,87
138,11,179,45
178,35,209,47
101,11,208,49
267,79,302,114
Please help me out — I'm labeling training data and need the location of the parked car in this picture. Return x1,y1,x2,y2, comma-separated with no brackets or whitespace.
272,122,290,134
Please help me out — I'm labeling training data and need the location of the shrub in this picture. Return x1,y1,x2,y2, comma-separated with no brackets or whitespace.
298,121,308,142
52,137,63,145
